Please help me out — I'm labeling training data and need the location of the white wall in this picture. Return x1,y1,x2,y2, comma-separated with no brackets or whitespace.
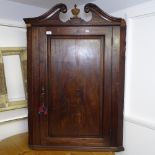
0,108,28,140
92,0,155,155
0,0,46,141
0,0,46,26
0,26,26,47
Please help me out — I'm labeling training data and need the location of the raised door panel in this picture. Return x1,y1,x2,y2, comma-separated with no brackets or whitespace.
48,38,103,137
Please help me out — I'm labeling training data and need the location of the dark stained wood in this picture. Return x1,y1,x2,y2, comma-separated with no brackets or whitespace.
48,37,102,137
28,27,42,145
24,3,126,152
24,3,125,27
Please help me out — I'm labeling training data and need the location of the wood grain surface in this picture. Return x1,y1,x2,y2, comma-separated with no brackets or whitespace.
0,133,114,155
48,38,102,137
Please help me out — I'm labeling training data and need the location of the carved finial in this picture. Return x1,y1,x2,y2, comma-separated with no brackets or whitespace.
71,4,80,18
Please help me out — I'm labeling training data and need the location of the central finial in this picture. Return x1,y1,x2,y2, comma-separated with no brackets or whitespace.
71,4,80,18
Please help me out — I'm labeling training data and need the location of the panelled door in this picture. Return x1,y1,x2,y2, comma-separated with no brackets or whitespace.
39,27,113,149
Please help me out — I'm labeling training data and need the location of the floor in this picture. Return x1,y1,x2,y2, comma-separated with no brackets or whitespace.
0,133,114,155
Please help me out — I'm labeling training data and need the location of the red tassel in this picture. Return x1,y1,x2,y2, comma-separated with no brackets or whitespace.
38,105,44,114
38,104,48,115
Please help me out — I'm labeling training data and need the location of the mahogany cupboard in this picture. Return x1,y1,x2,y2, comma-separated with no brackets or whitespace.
24,3,126,152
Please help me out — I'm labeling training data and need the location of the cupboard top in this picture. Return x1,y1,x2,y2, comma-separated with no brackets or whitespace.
24,3,126,27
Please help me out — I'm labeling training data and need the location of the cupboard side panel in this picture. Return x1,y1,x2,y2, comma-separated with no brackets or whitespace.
117,24,126,146
28,27,41,145
111,26,125,148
